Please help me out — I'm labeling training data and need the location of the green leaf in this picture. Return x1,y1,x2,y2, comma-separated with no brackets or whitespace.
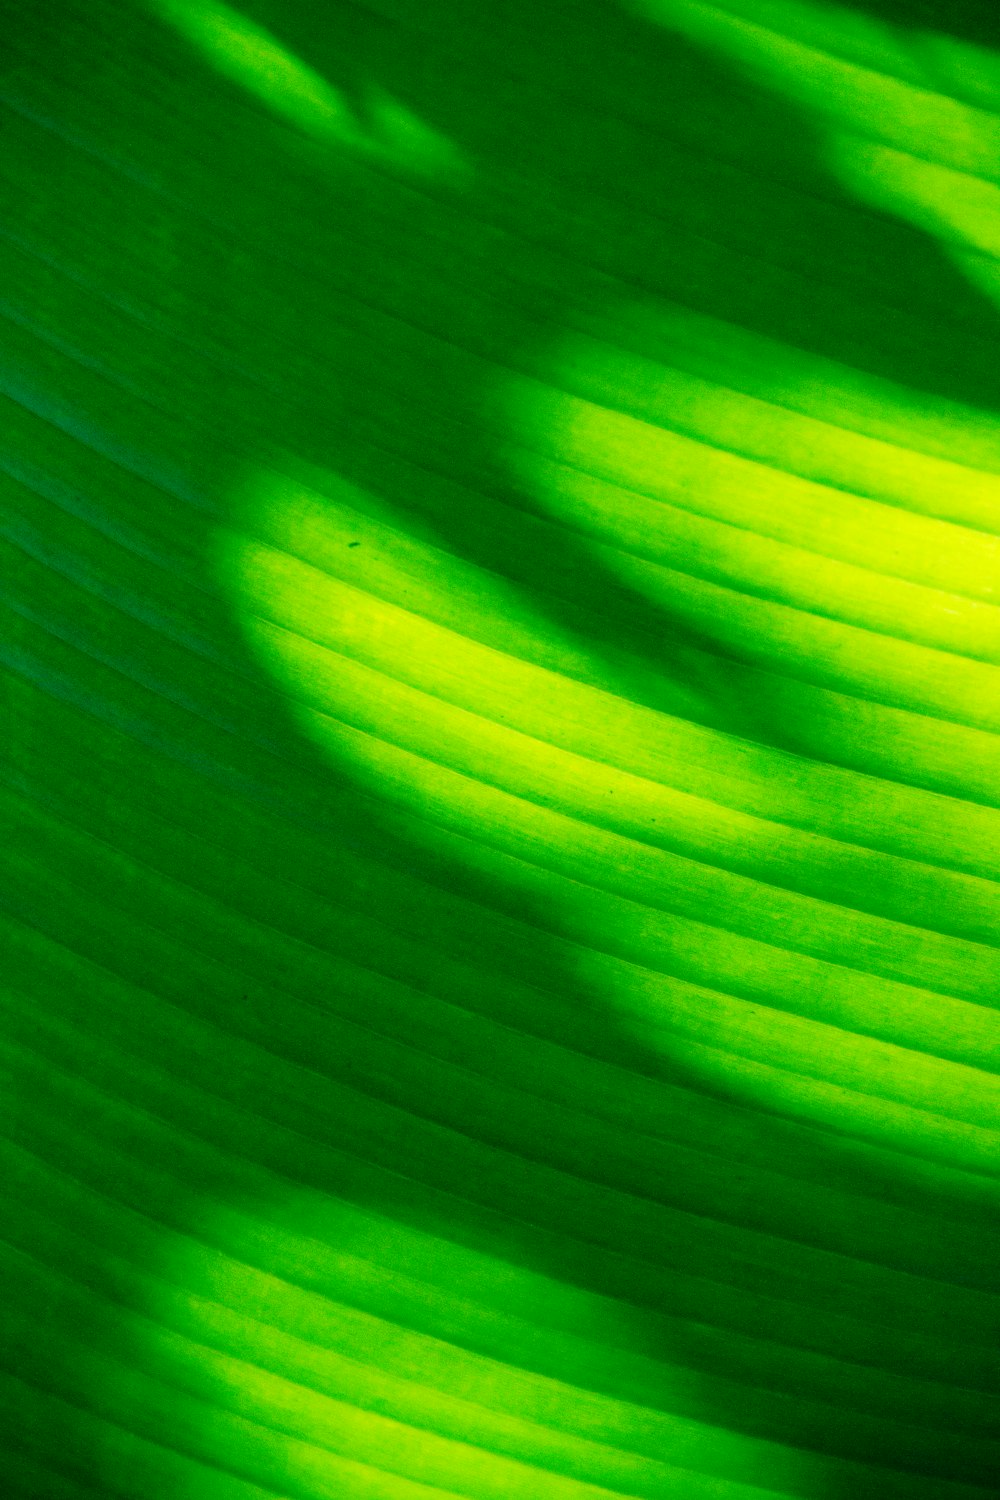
3,1,999,1496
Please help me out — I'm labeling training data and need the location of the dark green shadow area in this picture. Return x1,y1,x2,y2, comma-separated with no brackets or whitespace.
2,1,1000,1498
849,0,1000,48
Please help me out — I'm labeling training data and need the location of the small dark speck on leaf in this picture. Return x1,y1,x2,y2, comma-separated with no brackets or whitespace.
348,541,361,548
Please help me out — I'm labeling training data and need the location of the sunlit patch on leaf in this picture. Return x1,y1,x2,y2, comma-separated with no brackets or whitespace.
824,135,1000,261
214,453,1000,1190
625,0,1000,311
134,1191,816,1499
146,0,470,181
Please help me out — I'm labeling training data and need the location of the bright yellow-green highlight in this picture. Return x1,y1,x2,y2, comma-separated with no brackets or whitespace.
215,464,1000,1179
147,0,468,180
495,342,1000,744
497,338,1000,574
128,1191,815,1499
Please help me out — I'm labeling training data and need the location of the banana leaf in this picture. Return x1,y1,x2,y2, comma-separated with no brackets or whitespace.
3,1,999,1496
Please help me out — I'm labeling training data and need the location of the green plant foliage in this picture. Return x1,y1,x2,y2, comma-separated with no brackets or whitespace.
3,1,1000,1496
